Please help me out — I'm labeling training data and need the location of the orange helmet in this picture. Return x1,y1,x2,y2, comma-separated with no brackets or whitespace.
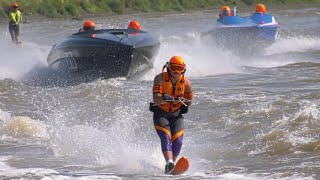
167,56,186,73
221,6,230,11
83,20,95,31
12,3,18,8
128,20,141,31
256,4,266,14
221,6,231,16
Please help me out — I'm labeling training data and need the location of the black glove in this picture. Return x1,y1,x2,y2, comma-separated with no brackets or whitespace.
162,94,175,101
179,105,189,114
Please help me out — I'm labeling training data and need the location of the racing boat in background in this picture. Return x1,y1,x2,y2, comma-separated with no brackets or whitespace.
201,4,279,54
216,12,279,41
47,28,160,78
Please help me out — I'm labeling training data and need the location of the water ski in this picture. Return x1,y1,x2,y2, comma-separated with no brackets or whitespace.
171,157,189,175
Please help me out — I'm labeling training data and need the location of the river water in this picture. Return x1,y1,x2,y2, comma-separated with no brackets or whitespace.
0,7,320,180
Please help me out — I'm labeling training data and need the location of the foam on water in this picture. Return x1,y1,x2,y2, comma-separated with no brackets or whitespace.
0,109,49,141
0,39,49,80
0,156,60,178
265,36,320,55
139,32,241,81
43,84,164,174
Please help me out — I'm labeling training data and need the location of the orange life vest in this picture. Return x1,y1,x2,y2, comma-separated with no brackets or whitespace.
158,72,186,112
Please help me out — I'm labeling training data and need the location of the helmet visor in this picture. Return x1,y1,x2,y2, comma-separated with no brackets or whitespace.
223,10,230,16
169,65,185,72
84,26,95,31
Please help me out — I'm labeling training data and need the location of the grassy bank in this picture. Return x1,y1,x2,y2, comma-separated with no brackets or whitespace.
1,0,320,20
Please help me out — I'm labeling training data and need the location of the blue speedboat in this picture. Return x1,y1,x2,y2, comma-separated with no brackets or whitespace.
201,5,279,53
216,11,279,42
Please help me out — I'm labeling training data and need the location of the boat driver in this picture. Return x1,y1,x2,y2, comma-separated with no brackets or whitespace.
255,4,266,14
150,56,194,174
128,20,141,31
219,6,232,17
79,20,95,32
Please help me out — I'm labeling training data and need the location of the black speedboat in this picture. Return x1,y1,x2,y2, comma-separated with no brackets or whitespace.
47,28,160,78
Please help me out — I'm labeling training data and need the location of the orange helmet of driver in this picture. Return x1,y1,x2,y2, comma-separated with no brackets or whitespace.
168,56,186,73
256,4,266,14
128,20,141,31
221,6,231,16
83,20,95,31
221,6,230,11
12,3,18,8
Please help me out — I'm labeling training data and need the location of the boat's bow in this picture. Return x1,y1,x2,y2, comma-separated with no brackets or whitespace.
47,29,160,78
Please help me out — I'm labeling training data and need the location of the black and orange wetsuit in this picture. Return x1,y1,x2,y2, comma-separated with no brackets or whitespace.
152,72,193,157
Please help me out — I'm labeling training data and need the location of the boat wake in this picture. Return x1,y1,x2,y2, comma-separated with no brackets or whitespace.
0,40,49,81
265,35,320,55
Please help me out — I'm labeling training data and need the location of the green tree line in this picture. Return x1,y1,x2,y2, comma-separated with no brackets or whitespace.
1,0,320,19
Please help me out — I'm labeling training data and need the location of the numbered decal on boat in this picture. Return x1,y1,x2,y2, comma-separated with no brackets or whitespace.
63,52,77,71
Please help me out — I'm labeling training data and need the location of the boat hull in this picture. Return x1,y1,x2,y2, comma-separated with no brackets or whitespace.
47,29,160,78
